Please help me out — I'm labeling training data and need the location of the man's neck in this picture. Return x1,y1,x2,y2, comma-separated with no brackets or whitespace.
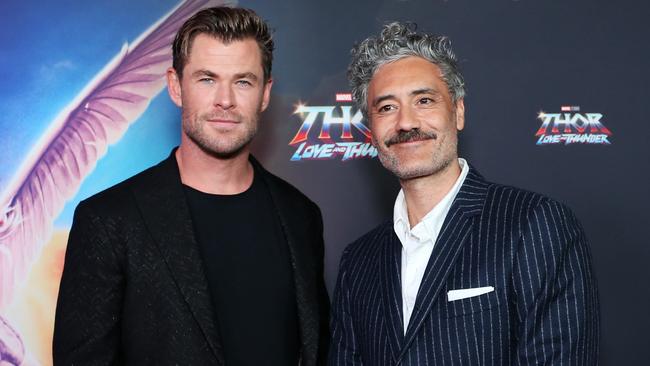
176,141,253,195
400,159,461,228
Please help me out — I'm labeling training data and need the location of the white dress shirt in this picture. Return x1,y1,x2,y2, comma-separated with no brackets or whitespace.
393,158,469,333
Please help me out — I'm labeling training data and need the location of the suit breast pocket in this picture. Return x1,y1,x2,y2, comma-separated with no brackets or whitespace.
444,288,502,318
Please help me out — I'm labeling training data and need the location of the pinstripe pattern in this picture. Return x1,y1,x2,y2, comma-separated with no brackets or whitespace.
329,169,599,365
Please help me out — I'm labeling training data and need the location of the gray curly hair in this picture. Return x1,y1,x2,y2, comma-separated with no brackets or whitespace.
348,22,465,116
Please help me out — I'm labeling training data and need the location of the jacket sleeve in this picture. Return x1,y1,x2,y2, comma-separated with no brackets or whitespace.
328,246,363,366
513,199,599,365
53,201,125,365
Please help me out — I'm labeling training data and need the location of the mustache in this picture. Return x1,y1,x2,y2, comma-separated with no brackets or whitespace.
385,129,437,147
201,111,242,122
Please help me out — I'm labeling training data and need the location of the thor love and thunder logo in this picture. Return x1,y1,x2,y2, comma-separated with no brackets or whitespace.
288,93,378,161
535,106,612,145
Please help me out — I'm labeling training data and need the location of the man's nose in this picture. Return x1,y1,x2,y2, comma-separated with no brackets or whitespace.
213,85,235,110
395,105,420,131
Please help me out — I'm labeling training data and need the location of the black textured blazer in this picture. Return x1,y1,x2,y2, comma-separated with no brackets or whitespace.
53,150,329,365
329,168,599,365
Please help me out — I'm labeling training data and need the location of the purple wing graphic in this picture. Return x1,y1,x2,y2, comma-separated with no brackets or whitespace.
0,0,226,364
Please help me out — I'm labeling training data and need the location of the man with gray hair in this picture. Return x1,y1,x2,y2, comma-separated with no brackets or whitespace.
329,22,599,365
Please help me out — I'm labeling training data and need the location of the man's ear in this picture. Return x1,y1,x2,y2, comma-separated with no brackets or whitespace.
455,98,465,131
166,67,182,107
260,78,273,112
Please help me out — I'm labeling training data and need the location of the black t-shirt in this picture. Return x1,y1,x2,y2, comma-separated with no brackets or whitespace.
183,168,299,366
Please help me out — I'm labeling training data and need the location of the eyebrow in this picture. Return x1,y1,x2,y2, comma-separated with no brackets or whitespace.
234,72,259,81
411,88,440,97
190,69,259,82
371,88,441,107
191,69,217,78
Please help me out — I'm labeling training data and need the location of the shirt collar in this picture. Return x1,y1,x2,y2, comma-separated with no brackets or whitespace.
393,158,470,245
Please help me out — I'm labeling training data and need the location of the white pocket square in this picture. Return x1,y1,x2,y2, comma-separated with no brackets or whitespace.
447,286,494,302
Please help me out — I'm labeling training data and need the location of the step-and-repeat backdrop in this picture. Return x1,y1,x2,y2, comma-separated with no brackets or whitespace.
1,0,648,364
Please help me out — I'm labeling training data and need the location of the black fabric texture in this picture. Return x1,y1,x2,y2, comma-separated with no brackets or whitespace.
183,168,299,366
53,150,330,366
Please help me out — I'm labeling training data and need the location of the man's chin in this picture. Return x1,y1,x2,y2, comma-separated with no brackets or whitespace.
387,161,451,181
393,168,434,181
202,144,248,159
185,129,256,160
389,160,452,181
192,138,251,160
380,160,429,180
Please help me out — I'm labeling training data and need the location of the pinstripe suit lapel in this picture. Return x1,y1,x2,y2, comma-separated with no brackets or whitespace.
399,169,488,358
379,225,405,361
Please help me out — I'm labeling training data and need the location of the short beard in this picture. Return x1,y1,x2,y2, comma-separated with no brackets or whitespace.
374,128,457,181
182,109,258,159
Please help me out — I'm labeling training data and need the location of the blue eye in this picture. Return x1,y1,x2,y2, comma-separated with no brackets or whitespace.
236,80,253,87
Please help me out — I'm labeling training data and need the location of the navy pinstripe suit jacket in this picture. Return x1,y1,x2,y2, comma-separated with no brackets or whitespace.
329,168,599,365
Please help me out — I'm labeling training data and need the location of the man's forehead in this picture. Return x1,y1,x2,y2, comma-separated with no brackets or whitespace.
369,59,448,95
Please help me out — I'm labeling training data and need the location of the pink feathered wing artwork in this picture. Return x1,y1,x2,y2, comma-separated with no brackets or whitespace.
0,0,224,364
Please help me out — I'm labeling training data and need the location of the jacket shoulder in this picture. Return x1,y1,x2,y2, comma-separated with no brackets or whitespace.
258,163,320,215
482,180,583,242
483,180,570,213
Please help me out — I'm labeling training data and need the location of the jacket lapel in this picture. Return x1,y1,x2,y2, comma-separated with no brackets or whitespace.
398,168,489,358
379,225,405,362
131,152,223,364
254,158,322,365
